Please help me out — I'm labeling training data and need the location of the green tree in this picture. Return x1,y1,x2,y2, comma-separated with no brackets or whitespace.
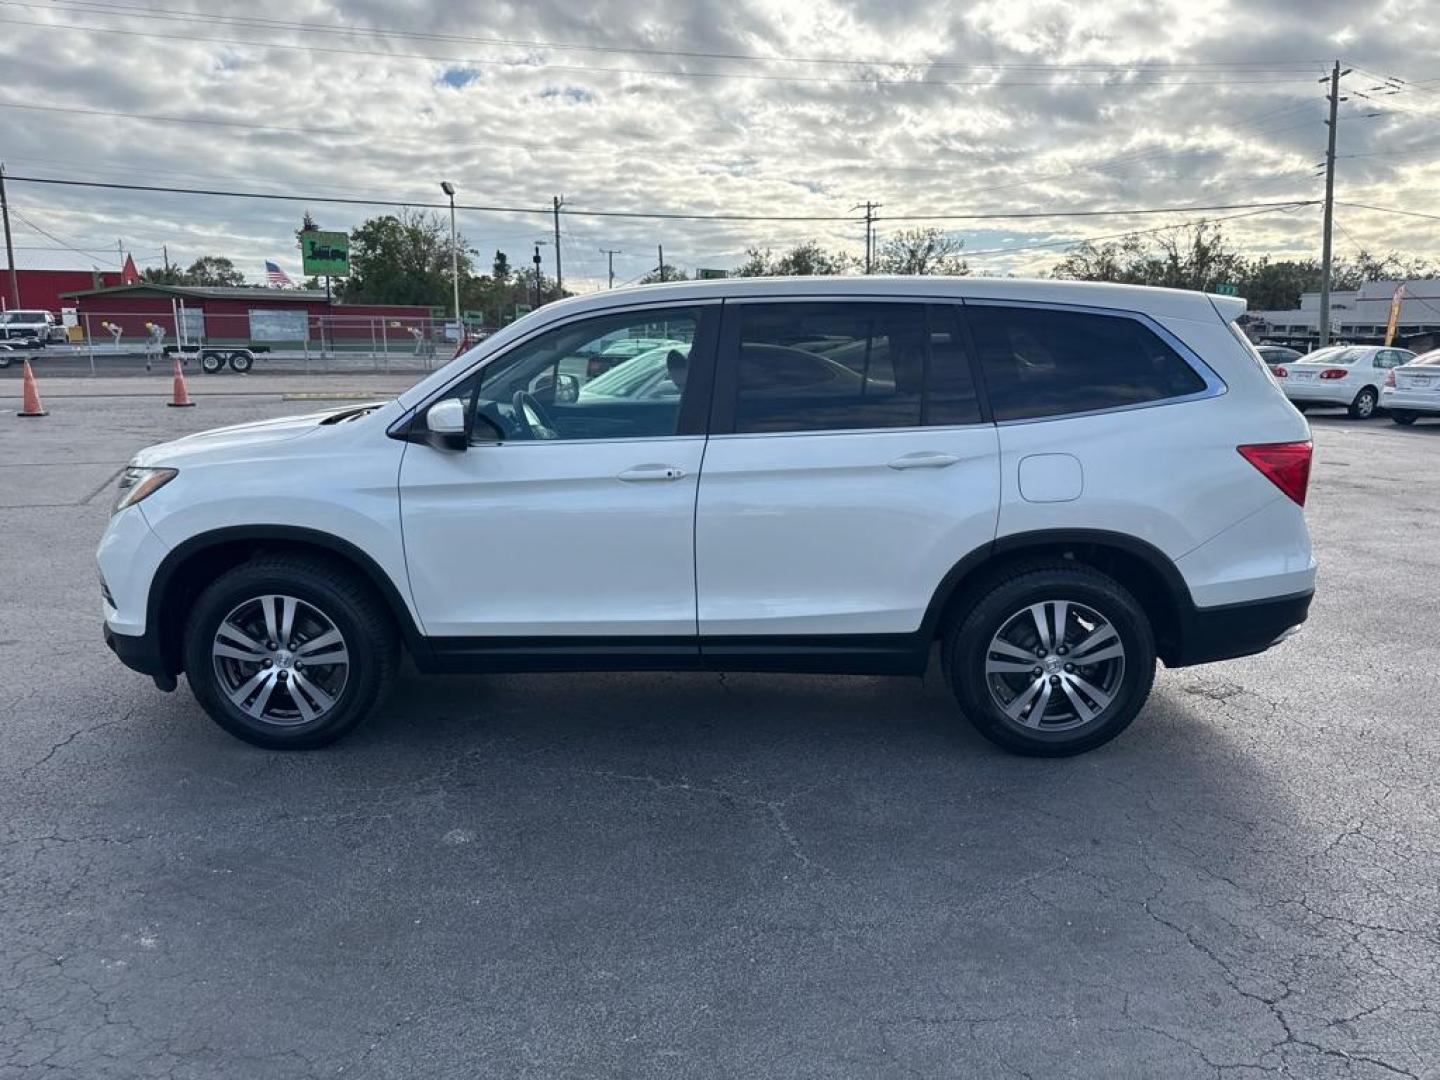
296,211,323,288
139,264,187,285
639,264,690,284
182,256,245,286
874,227,969,275
340,209,473,307
1235,258,1323,310
1050,222,1243,291
732,240,853,277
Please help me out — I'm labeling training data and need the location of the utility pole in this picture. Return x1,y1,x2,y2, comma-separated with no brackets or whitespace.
0,163,18,308
853,201,880,274
1318,61,1349,347
552,195,564,296
658,244,665,283
600,248,621,289
162,244,170,278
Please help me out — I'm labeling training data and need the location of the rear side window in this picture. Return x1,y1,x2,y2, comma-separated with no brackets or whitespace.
731,302,980,433
967,305,1207,421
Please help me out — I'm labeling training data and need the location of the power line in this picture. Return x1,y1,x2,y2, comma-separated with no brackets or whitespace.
15,1,1330,74
961,203,1313,259
0,97,342,135
1,173,1322,225
872,199,1318,223
0,14,1330,90
8,207,123,265
1335,202,1440,223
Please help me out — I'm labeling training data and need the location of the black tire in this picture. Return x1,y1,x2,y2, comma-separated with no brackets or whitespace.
943,563,1156,757
1348,387,1378,420
228,351,253,373
181,555,398,749
1391,412,1416,426
200,352,224,374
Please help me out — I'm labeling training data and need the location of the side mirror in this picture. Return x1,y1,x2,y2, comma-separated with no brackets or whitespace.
528,372,580,404
424,398,469,451
554,373,580,403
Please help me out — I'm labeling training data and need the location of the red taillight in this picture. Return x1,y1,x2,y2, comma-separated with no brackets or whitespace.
1319,368,1348,380
1274,365,1288,378
1385,370,1396,388
1238,441,1313,507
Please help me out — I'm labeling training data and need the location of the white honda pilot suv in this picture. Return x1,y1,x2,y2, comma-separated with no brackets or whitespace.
99,278,1315,756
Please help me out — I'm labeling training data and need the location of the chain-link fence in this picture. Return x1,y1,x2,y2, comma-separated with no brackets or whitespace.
62,310,489,375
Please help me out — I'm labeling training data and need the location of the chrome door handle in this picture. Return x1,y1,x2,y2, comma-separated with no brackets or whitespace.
617,464,687,481
888,452,961,470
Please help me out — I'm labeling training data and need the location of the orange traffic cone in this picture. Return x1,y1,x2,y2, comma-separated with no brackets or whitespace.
167,357,196,408
16,359,47,417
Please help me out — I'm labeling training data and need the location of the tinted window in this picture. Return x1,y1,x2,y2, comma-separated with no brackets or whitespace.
1375,349,1413,369
455,307,702,442
732,302,980,433
967,305,1207,421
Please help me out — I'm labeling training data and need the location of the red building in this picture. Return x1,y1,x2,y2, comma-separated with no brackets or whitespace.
63,283,438,346
2,249,127,313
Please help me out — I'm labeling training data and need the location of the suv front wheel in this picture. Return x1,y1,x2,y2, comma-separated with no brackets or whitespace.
182,555,398,749
944,563,1156,757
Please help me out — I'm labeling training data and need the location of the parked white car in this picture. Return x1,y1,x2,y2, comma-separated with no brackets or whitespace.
98,277,1315,757
1381,348,1440,425
1274,344,1415,418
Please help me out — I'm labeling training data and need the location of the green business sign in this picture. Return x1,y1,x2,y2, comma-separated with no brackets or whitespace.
300,230,350,277
696,268,727,280
1213,282,1239,296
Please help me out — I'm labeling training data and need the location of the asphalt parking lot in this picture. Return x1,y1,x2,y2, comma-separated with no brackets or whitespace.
2,380,1438,1079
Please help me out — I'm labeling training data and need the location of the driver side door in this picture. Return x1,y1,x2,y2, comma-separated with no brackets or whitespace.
398,303,719,657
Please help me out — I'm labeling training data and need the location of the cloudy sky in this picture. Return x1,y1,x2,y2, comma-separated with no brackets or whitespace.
1,0,1438,291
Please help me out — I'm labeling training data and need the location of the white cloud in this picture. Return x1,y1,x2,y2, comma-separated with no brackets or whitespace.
0,0,1437,290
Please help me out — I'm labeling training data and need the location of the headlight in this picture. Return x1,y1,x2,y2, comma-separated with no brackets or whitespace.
113,466,177,514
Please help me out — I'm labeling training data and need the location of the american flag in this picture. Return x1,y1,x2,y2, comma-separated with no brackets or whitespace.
265,260,294,286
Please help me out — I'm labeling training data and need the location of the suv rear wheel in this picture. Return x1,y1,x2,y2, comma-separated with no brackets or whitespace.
944,563,1156,756
182,555,398,748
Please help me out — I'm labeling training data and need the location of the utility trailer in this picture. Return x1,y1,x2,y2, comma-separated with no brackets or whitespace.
163,343,271,373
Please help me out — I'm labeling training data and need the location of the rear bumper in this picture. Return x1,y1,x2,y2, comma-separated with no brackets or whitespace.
1168,590,1313,667
1282,382,1355,405
1379,389,1440,414
104,624,177,691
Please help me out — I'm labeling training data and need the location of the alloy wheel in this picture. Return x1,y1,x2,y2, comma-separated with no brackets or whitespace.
984,600,1126,732
211,594,350,726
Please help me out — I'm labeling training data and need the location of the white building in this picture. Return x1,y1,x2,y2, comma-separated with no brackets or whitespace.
1248,279,1440,347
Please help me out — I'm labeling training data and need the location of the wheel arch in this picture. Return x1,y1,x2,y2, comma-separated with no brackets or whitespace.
148,525,428,675
922,529,1194,665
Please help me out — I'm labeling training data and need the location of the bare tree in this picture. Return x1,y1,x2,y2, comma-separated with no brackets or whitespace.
874,228,969,275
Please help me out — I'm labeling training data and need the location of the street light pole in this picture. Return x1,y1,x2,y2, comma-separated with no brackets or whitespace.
440,181,461,333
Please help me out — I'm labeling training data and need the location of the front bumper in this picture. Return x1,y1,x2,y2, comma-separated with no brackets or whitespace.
104,624,177,691
1168,590,1313,667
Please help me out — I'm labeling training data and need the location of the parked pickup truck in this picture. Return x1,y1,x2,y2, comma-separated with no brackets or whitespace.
0,309,67,345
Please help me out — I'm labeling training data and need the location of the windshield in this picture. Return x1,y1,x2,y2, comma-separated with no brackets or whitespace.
1413,350,1440,367
580,343,688,399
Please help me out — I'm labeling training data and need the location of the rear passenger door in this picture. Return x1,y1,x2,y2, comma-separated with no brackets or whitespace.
694,299,1000,642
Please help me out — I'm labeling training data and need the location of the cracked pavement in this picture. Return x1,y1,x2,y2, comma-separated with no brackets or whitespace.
1,396,1438,1078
